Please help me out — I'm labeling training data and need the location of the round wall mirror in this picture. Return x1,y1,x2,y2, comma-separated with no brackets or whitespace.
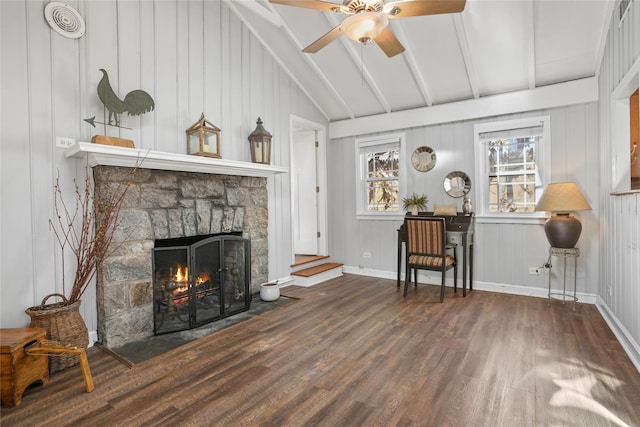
444,171,471,198
411,146,436,172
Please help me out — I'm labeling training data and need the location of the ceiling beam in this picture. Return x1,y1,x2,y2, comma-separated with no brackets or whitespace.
225,1,333,120
232,0,283,27
388,20,433,107
523,0,536,90
261,1,356,119
453,14,480,99
326,13,392,114
329,77,598,139
594,0,615,77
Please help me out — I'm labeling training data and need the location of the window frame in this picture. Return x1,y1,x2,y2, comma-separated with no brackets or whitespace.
473,116,550,224
355,133,407,220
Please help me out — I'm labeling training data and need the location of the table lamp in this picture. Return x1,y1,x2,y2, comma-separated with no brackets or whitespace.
535,182,591,248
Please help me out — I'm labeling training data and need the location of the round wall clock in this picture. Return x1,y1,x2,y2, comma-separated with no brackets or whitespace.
411,146,436,172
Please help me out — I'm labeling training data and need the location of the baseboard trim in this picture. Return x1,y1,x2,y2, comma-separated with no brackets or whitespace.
342,265,597,303
89,330,98,347
595,297,640,374
471,280,597,304
343,265,397,280
274,276,295,288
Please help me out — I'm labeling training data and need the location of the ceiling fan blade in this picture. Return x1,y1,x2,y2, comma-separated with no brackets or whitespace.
269,0,343,13
302,25,343,53
374,27,405,57
385,0,466,18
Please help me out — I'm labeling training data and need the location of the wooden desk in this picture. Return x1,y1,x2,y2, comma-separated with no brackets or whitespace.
397,212,474,294
1,328,50,408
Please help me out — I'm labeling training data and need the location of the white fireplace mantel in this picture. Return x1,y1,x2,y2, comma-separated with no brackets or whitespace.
65,142,288,178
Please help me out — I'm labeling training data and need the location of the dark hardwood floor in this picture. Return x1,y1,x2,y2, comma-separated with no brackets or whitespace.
3,274,640,426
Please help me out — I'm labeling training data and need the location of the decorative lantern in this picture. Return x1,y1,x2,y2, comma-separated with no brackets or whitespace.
186,113,221,158
248,117,272,164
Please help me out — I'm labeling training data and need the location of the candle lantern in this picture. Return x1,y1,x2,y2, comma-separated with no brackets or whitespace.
186,113,221,158
248,117,272,164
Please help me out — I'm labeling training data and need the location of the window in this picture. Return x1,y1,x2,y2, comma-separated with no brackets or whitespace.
355,134,406,218
474,116,550,222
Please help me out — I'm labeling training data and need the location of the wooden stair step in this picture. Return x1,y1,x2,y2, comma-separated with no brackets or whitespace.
291,255,329,268
292,262,343,278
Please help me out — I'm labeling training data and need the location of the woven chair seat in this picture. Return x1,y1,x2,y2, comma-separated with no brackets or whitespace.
408,254,455,268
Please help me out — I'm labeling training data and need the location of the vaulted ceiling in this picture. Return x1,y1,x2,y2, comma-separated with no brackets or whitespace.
230,0,613,125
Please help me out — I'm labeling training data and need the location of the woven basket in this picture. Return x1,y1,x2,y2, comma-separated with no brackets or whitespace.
25,293,89,373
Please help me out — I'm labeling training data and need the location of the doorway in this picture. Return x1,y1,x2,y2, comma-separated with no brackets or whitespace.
290,116,328,264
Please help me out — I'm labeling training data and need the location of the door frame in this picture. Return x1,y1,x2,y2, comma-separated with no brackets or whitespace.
289,115,328,262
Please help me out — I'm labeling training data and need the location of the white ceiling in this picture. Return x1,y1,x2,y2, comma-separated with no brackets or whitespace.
230,0,614,123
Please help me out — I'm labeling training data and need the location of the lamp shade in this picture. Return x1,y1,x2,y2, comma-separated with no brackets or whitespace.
535,182,591,213
535,182,591,248
341,12,388,44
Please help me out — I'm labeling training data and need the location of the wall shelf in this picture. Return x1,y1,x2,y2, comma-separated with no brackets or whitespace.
65,142,288,178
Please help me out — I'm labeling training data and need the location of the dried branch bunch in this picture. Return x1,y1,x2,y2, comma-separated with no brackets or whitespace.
50,164,137,303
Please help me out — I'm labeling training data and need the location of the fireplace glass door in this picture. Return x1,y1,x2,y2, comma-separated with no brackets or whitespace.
153,234,250,335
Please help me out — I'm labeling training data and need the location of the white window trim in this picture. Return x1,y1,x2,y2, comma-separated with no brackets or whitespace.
355,133,407,220
610,56,640,192
473,116,550,225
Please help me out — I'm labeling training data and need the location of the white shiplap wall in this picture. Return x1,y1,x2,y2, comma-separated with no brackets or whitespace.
0,0,327,332
596,1,640,369
328,104,600,299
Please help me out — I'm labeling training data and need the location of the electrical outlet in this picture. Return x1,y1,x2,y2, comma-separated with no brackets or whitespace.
362,252,371,258
528,267,542,275
56,136,76,149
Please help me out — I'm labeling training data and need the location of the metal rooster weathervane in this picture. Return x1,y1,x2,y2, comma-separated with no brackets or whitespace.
84,68,155,132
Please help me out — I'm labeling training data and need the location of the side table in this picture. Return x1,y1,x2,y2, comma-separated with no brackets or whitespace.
1,328,50,408
548,247,579,310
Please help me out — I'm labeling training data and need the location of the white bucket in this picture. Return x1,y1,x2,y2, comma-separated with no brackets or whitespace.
260,282,280,301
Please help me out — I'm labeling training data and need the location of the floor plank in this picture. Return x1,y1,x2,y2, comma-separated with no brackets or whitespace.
2,274,639,426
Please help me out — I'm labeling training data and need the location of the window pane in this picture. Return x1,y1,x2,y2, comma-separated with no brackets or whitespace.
367,180,399,211
367,149,399,179
357,136,403,215
487,136,538,213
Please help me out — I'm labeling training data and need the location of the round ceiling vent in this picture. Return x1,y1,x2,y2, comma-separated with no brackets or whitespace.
44,2,85,39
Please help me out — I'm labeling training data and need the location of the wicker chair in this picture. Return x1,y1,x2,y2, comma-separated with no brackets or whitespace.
404,217,457,301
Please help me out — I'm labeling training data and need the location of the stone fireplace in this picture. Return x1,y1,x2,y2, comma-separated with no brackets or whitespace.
92,164,269,348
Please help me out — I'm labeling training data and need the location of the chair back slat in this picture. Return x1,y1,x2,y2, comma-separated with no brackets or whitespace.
406,218,444,256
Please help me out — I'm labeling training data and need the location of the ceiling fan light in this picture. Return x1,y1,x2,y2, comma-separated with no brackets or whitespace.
341,12,388,44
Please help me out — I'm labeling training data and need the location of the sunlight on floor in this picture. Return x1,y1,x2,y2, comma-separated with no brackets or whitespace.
536,354,631,426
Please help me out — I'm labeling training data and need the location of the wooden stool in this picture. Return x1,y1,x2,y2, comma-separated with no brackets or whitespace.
26,339,94,394
1,328,50,408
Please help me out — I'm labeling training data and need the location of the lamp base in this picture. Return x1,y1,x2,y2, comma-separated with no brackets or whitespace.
544,213,582,248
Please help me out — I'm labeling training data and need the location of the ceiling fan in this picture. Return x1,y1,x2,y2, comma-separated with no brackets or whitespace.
269,0,466,57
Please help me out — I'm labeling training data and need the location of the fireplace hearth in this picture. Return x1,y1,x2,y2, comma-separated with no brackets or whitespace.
153,233,251,334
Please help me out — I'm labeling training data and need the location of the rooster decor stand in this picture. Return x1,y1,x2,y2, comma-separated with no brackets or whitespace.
84,68,155,148
91,135,135,148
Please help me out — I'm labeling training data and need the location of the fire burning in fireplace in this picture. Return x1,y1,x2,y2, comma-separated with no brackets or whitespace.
152,233,251,335
160,265,213,306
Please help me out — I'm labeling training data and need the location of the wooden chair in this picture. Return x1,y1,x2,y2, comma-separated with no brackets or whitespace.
404,217,457,301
